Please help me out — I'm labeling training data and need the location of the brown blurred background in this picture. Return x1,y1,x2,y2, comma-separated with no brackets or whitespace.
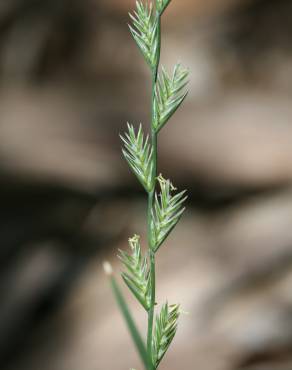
1,0,292,369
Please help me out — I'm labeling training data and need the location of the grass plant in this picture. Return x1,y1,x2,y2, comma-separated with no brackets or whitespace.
104,1,189,368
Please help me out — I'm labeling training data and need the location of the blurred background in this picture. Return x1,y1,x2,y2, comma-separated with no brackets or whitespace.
1,0,292,369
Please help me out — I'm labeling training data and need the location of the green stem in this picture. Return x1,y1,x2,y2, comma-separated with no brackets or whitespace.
147,10,161,370
154,13,161,80
110,276,150,370
146,105,158,370
146,247,155,368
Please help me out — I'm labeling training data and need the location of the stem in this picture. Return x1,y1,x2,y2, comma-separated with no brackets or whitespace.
146,247,155,367
146,95,157,370
147,10,161,370
154,13,161,80
110,275,150,370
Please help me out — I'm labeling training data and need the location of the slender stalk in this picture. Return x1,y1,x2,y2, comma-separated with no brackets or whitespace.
109,274,150,370
146,248,155,368
154,13,162,80
147,11,161,368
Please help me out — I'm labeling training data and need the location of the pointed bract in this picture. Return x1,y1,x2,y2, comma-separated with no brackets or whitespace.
152,302,180,367
119,235,151,311
121,123,154,192
153,64,189,132
129,1,159,69
150,175,187,251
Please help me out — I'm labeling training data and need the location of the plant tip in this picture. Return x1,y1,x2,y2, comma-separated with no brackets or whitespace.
103,261,113,276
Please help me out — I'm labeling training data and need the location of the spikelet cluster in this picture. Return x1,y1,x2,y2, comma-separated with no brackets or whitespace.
119,235,151,311
115,1,189,369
